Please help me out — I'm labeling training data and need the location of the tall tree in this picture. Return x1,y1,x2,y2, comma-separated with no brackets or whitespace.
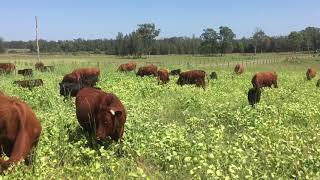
288,31,303,52
301,27,320,52
200,28,219,55
136,23,160,56
219,26,236,54
252,28,267,55
115,32,125,56
0,38,5,53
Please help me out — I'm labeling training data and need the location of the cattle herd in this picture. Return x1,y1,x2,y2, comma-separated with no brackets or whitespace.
0,61,319,173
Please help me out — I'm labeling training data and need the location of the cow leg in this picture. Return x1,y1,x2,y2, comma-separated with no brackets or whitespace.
0,131,34,171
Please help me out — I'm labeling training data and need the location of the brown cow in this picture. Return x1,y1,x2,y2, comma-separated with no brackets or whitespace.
13,79,44,89
59,67,100,98
306,68,316,80
76,88,126,141
117,62,137,72
157,69,170,85
72,67,100,86
0,93,41,172
35,62,44,71
0,63,16,74
252,72,278,89
177,70,206,89
234,64,244,74
136,64,158,77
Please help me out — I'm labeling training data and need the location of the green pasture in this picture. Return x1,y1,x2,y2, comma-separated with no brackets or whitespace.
0,54,320,179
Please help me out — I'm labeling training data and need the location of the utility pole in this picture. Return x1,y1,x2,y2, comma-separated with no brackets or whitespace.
35,16,40,62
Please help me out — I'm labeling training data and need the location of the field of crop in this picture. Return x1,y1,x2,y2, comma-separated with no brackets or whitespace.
1,54,320,179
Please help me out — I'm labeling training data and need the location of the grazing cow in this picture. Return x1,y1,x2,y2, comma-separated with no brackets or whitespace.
18,69,33,77
117,62,137,72
177,70,206,89
35,62,44,71
136,64,158,77
306,68,316,80
76,88,127,141
252,72,278,89
13,79,43,89
170,69,181,76
210,72,218,80
41,66,55,72
0,93,41,172
157,69,170,85
59,68,100,97
248,88,261,106
0,63,16,74
234,64,244,74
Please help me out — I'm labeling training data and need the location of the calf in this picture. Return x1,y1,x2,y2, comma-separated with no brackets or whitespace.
170,69,181,76
76,88,127,141
117,62,137,72
136,64,158,77
177,70,206,89
210,72,218,80
157,69,170,85
252,72,278,89
13,79,43,89
306,68,316,80
0,93,41,173
248,88,261,106
18,69,33,77
234,64,244,74
35,62,44,71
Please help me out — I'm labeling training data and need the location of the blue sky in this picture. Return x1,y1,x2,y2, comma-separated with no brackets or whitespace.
1,0,319,41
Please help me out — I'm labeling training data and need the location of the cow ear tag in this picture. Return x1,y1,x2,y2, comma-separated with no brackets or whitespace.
110,109,115,116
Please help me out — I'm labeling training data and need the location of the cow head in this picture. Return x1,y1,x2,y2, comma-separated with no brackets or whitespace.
96,104,123,141
59,82,82,97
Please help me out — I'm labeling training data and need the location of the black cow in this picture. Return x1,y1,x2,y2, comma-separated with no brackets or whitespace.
210,72,218,80
18,69,33,76
248,88,261,106
170,69,181,76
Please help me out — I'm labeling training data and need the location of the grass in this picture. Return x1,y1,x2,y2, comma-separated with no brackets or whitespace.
0,54,320,179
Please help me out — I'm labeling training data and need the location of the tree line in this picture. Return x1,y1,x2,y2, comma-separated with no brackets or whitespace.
1,24,320,56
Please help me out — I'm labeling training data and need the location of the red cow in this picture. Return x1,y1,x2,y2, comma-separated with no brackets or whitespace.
136,64,158,77
117,62,137,72
177,70,206,89
157,69,170,85
252,72,278,89
306,68,316,80
76,88,127,141
234,64,244,74
0,93,42,172
0,63,16,74
72,67,100,86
